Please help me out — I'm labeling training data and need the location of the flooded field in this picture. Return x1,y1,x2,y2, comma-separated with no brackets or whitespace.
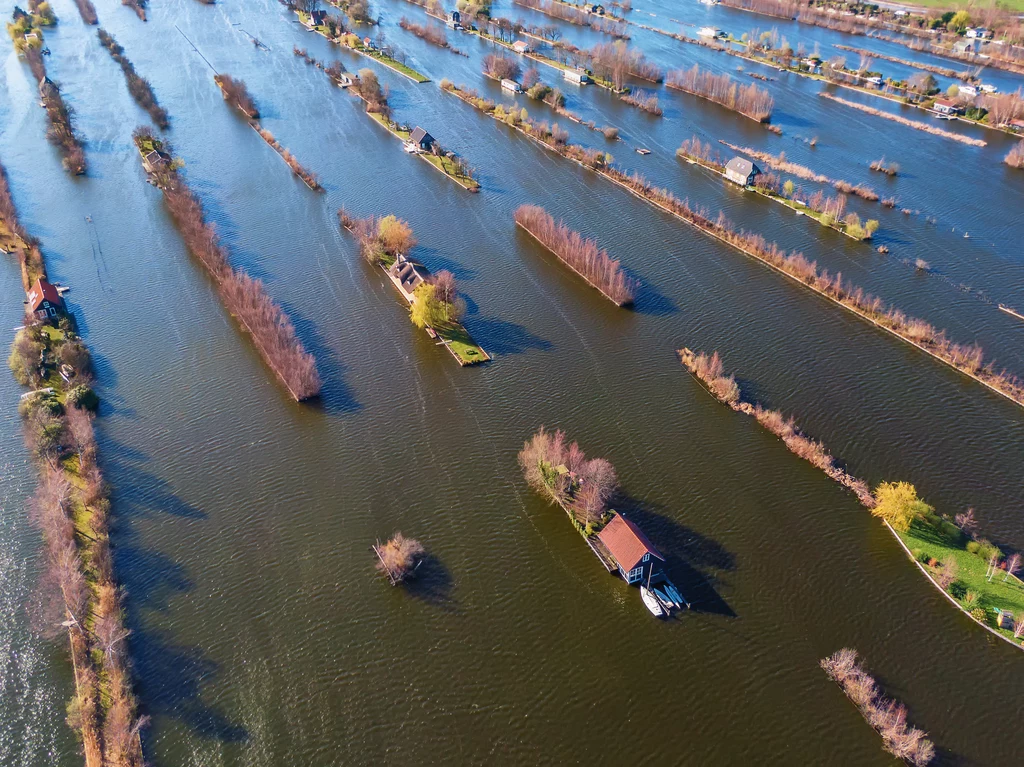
2,0,1023,764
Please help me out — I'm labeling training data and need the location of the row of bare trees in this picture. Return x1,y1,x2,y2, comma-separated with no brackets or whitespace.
511,0,628,38
678,348,874,505
97,29,168,129
121,0,146,22
5,151,148,764
73,0,98,23
620,88,661,115
483,53,521,81
399,17,462,53
442,78,1024,406
821,649,935,766
588,41,661,89
255,127,322,190
514,204,635,305
519,426,618,525
135,128,320,399
819,93,986,146
21,47,87,174
213,74,260,119
979,89,1024,127
1006,142,1024,169
667,65,773,122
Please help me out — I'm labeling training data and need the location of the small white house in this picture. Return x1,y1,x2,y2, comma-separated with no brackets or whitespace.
958,83,978,97
980,83,998,93
698,26,722,39
724,157,761,186
512,40,530,54
501,78,521,93
966,27,992,39
563,68,589,84
864,75,883,86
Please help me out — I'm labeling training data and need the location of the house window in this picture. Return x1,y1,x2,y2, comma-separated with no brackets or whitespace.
627,566,643,582
48,307,57,317
643,553,649,562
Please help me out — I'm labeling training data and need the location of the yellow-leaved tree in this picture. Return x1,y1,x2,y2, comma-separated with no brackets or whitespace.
410,283,446,329
871,481,933,532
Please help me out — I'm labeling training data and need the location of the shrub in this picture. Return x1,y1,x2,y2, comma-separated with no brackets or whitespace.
950,581,967,600
66,384,99,411
939,520,961,542
970,607,987,623
913,549,928,563
602,126,619,140
8,327,44,386
966,540,981,555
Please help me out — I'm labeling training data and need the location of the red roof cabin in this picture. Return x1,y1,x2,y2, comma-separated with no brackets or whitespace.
932,98,962,115
598,513,665,584
26,278,65,322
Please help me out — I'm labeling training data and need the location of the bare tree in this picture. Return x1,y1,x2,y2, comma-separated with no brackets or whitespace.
1003,553,1021,582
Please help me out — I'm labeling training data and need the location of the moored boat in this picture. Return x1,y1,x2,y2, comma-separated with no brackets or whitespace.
641,586,665,617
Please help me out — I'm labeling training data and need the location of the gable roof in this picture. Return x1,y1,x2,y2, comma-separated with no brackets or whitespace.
27,279,63,313
409,127,434,146
598,513,664,571
725,157,759,178
387,255,427,297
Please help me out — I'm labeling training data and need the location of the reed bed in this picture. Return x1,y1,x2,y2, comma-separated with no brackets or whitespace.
513,204,635,306
820,93,986,146
135,128,320,399
870,158,899,177
667,65,773,122
97,29,168,129
620,88,661,115
821,649,935,766
679,348,873,505
720,140,830,183
442,81,1024,407
23,48,87,175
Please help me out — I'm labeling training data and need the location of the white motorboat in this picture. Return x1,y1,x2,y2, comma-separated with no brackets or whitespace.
641,586,665,617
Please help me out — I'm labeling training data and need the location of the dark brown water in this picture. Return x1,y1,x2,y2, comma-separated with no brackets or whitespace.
2,0,1023,764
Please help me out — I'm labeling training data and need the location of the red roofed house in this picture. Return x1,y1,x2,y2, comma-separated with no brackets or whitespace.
598,513,665,584
26,278,65,322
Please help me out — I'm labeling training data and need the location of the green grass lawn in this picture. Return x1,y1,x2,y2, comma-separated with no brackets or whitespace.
899,517,1024,646
435,323,488,365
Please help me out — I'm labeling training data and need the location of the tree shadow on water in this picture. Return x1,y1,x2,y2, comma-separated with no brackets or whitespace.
100,440,248,746
612,491,736,618
467,316,552,357
131,627,249,745
404,554,460,614
630,278,678,317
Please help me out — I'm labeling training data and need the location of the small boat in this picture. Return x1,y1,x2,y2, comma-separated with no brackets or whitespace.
662,582,687,608
403,142,420,154
636,148,651,155
641,586,665,617
652,586,676,611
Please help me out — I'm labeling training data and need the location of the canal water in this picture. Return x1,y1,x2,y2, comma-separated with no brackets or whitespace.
1,0,1022,763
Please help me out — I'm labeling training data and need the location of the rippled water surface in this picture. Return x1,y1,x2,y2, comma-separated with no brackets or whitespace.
2,0,1023,763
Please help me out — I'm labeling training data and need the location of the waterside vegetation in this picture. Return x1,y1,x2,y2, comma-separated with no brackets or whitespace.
133,128,321,400
513,204,635,306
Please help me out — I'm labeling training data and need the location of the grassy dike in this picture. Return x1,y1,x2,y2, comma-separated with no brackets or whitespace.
2,159,146,766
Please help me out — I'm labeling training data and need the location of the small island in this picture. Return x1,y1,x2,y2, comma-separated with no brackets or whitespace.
339,209,489,366
373,533,426,585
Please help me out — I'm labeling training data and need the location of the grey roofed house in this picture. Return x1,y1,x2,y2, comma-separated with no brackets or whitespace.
387,254,428,302
142,150,168,173
724,157,761,186
408,127,435,151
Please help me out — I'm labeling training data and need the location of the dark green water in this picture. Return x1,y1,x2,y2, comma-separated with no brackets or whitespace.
2,0,1023,764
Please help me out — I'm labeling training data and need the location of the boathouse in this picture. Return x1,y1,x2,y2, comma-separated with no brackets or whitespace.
446,10,461,28
725,157,761,186
408,127,435,152
932,98,961,115
142,149,169,174
563,68,589,85
512,40,531,54
598,514,664,585
27,279,65,322
386,255,428,302
501,78,521,93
